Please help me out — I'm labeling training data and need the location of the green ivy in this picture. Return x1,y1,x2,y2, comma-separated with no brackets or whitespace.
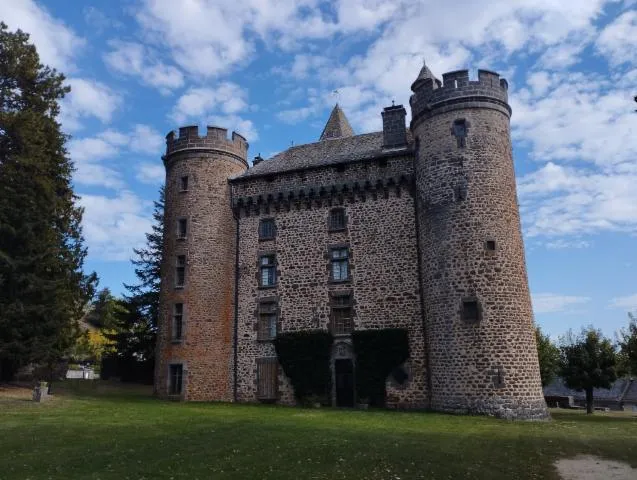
352,329,410,407
274,331,333,403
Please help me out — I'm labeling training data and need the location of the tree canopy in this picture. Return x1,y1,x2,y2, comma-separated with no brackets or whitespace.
535,326,560,387
560,327,617,414
0,23,96,381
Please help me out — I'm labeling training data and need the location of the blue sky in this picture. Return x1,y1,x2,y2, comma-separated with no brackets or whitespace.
4,0,636,340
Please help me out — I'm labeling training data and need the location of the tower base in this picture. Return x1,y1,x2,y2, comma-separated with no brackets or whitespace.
431,397,550,421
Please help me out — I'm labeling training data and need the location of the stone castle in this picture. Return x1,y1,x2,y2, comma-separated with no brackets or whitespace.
154,63,549,420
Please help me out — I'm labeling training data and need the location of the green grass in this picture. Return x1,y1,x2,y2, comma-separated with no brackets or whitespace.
1,382,636,480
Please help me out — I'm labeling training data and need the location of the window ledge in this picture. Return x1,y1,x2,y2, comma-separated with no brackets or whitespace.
174,285,185,290
329,279,351,285
179,189,189,193
257,338,275,343
171,339,183,344
258,285,277,290
328,227,347,233
258,236,275,242
176,237,187,242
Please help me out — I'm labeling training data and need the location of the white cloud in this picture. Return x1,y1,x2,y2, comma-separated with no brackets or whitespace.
2,0,84,70
170,84,257,140
596,10,637,66
104,40,184,93
68,125,165,189
544,239,591,250
59,78,122,132
532,293,591,314
136,163,166,185
78,191,153,261
610,293,637,310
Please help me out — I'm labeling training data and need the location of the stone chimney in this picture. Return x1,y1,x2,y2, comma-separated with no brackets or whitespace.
381,104,407,149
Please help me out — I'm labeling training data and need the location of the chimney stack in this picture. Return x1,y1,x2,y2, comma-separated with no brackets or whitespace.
381,104,407,149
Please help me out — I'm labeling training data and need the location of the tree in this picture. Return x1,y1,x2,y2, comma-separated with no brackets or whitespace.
102,187,163,383
535,326,560,387
560,327,618,414
85,288,126,330
617,312,637,377
0,24,96,381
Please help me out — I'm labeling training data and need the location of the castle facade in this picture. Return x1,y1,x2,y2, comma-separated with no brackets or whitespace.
154,63,549,420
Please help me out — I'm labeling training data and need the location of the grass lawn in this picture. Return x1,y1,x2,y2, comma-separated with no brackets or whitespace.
1,381,636,479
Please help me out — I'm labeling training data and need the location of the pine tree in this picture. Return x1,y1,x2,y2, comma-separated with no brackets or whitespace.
103,187,163,382
0,23,96,381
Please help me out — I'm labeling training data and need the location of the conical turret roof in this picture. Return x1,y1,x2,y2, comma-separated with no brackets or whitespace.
319,104,354,141
411,61,439,91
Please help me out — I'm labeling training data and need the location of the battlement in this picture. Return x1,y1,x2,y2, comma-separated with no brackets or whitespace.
410,68,510,124
165,125,248,164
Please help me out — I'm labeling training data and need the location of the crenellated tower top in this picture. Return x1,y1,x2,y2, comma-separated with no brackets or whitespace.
410,68,511,128
164,125,249,167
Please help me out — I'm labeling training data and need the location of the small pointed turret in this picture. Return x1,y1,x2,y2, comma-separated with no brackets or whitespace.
411,60,440,92
319,104,354,141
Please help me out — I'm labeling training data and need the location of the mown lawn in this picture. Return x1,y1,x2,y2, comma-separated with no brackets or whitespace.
1,382,636,480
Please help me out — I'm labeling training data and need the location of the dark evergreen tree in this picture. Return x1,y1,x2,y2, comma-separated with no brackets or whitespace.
102,187,163,383
560,327,618,414
84,288,126,330
535,326,560,387
0,23,96,381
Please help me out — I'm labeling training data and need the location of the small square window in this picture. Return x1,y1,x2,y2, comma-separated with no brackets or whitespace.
485,240,496,251
169,364,183,395
453,119,467,148
260,255,276,287
259,219,275,240
175,255,186,287
180,176,189,191
329,208,346,231
173,303,184,340
462,300,480,323
331,248,349,282
177,218,188,240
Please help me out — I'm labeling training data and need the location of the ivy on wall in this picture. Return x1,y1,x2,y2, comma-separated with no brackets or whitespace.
274,331,333,403
352,328,410,407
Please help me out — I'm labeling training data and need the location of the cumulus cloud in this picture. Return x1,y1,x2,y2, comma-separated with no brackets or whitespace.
170,83,257,140
532,293,591,314
59,78,123,132
2,0,84,70
78,191,153,261
596,10,637,66
104,40,185,93
68,125,165,189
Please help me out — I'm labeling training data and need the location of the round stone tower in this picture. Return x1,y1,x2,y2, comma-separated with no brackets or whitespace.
410,66,549,419
155,125,248,401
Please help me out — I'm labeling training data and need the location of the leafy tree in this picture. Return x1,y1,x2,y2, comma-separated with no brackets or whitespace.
617,313,637,377
560,327,618,414
535,326,560,386
0,23,96,381
85,288,126,330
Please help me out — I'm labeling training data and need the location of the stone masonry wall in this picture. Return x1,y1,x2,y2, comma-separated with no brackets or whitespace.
155,128,247,401
231,155,428,408
411,81,548,419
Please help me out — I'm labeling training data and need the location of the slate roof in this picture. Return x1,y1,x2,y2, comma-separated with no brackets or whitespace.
319,104,354,140
544,378,631,401
233,131,411,179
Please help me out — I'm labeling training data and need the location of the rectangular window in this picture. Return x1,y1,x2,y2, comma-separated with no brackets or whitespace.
462,300,480,323
173,303,184,340
176,255,186,287
180,176,189,191
331,248,349,281
259,219,275,240
169,364,183,395
256,357,278,400
331,294,353,335
329,208,346,231
453,120,467,148
257,302,277,340
177,218,188,240
260,255,276,287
